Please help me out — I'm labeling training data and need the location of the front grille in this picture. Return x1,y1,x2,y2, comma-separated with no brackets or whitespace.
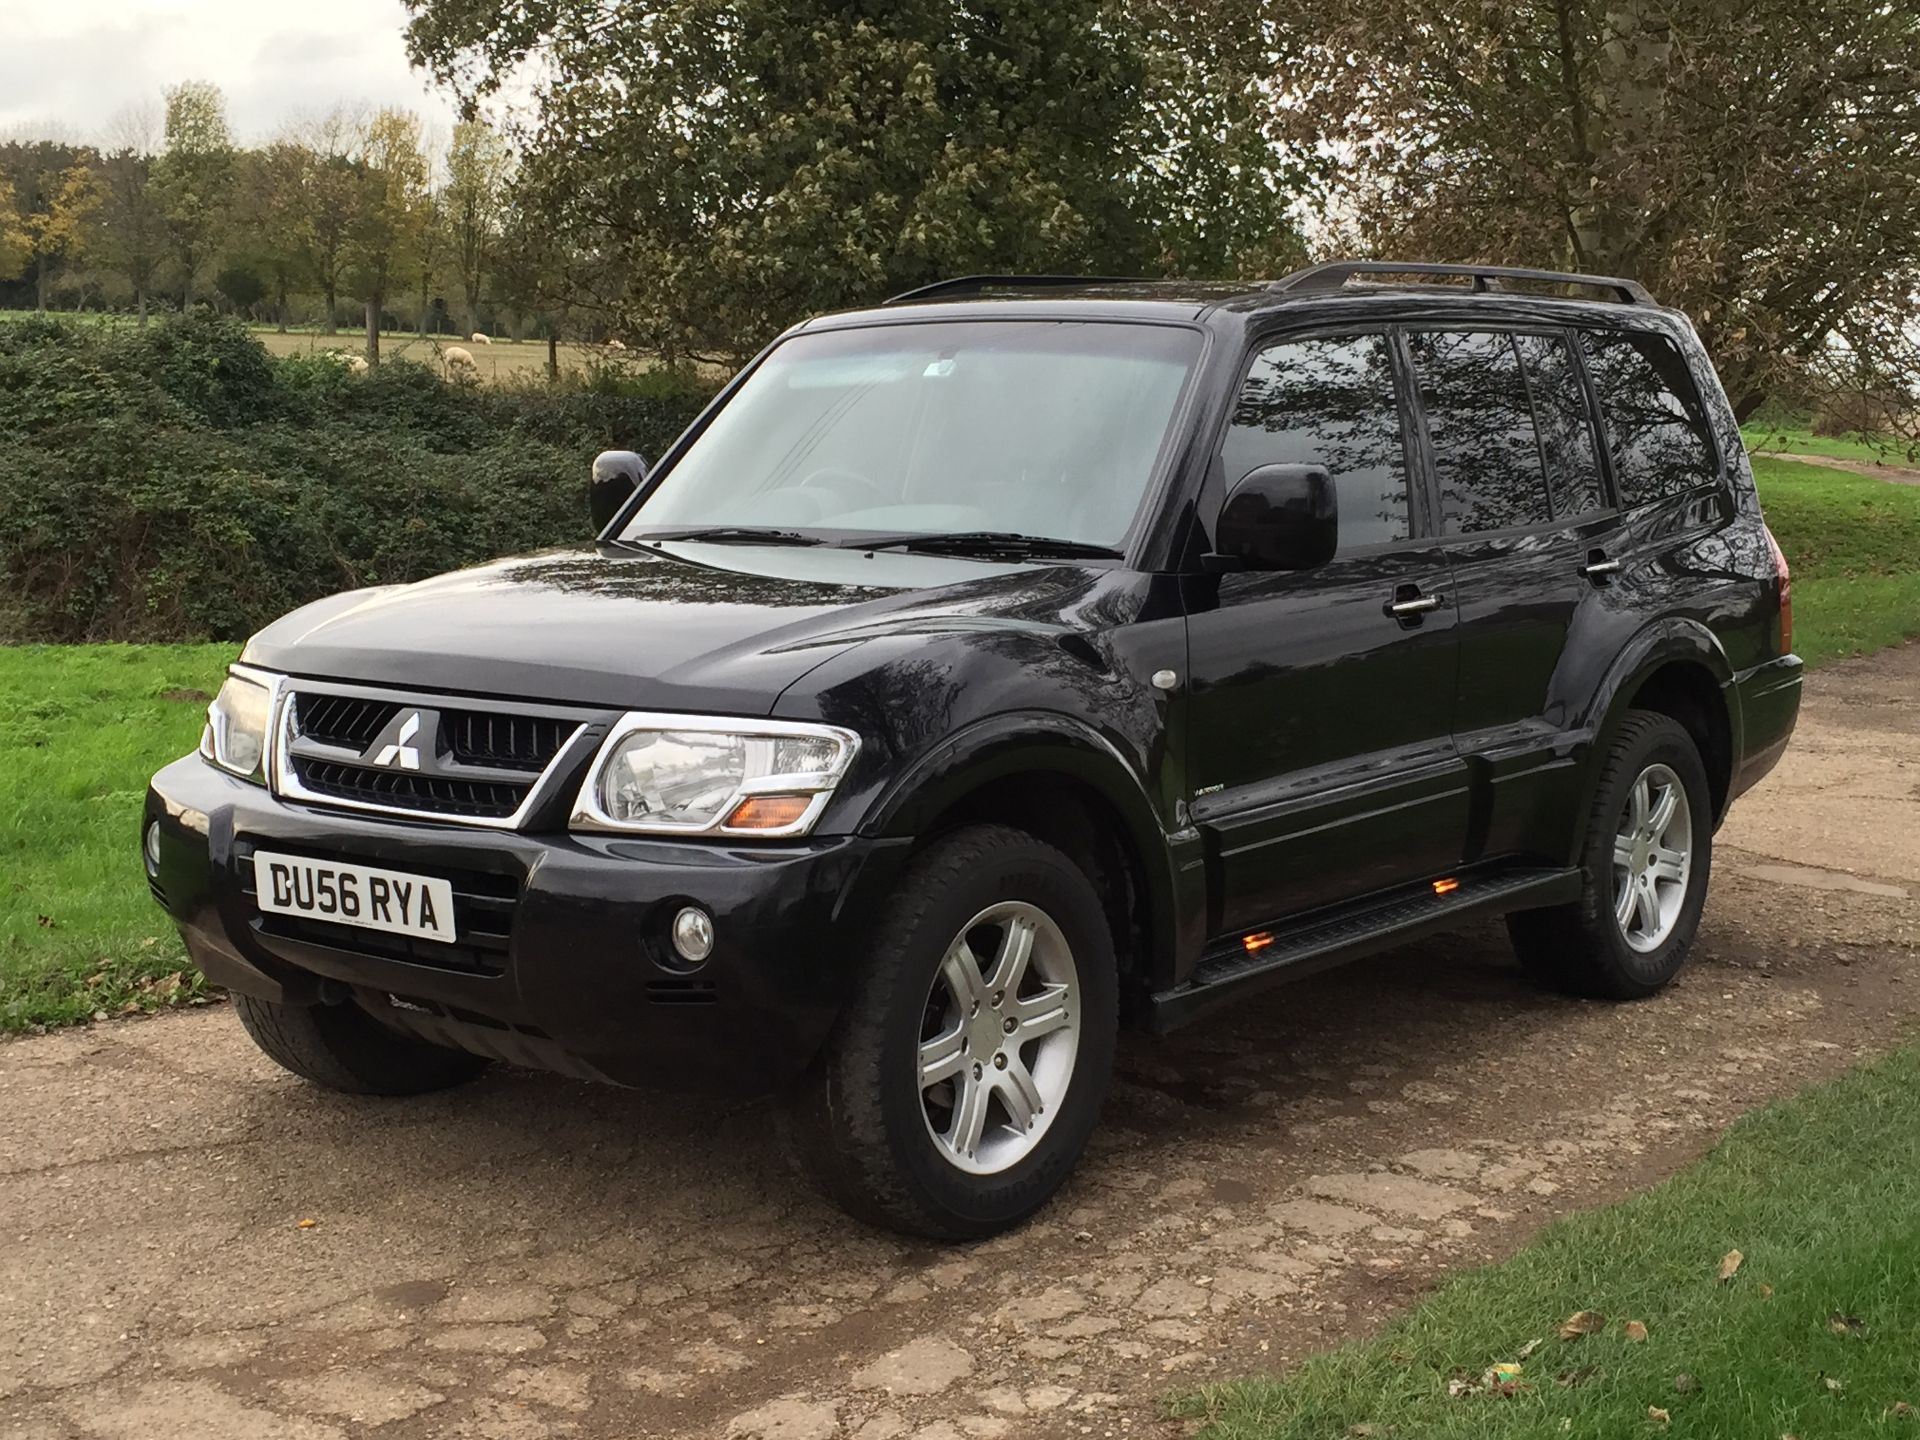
295,693,400,750
236,840,517,976
293,759,529,819
278,685,589,827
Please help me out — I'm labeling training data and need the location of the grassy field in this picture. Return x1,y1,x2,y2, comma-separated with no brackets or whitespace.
1,443,1915,1033
1754,454,1920,667
1180,1042,1920,1439
0,645,229,1029
1741,420,1918,466
0,310,641,386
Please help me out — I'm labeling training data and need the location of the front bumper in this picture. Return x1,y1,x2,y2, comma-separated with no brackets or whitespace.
145,756,910,1093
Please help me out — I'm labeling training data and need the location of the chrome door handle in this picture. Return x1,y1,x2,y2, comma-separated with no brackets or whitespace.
1387,594,1444,616
1582,558,1623,577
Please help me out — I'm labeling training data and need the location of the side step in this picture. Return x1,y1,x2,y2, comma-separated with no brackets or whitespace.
1148,867,1582,1032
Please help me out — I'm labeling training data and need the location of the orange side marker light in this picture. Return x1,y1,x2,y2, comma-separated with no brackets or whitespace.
1432,877,1460,896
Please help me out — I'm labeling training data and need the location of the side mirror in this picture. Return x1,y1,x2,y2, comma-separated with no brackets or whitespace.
1209,463,1338,572
591,450,649,532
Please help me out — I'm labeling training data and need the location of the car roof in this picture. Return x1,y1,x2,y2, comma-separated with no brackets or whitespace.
798,262,1685,334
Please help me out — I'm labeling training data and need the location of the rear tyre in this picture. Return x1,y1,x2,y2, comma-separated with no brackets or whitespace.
784,824,1119,1241
1508,709,1713,1000
232,992,489,1095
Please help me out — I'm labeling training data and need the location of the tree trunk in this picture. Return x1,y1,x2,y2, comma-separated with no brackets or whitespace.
277,278,289,334
137,286,148,327
365,298,381,367
35,257,48,312
322,282,338,335
547,331,558,382
1570,3,1672,274
465,285,481,339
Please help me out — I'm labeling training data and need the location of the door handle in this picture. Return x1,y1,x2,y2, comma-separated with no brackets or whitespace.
1387,593,1444,617
1582,550,1623,579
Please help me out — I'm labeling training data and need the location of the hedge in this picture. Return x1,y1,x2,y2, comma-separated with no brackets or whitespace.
0,314,719,642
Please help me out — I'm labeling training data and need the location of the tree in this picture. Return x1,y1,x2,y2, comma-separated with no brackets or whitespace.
1266,0,1920,417
96,148,165,323
20,161,97,309
151,81,235,310
296,110,364,334
237,141,317,330
404,0,1314,361
346,108,429,364
0,175,28,282
444,118,511,335
0,140,94,310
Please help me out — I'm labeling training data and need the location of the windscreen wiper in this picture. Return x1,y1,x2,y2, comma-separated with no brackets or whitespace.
630,526,825,546
840,531,1124,560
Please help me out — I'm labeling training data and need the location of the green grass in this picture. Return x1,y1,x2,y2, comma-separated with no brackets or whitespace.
1741,421,1918,466
1754,454,1920,667
0,644,231,1030
1180,1043,1920,1439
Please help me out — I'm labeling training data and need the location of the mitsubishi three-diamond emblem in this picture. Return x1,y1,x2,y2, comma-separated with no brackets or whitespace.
370,710,425,770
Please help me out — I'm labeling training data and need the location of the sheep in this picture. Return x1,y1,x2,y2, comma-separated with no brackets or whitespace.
469,332,493,345
444,346,479,377
345,355,369,376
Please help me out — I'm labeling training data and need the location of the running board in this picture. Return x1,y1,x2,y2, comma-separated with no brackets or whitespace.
1148,867,1582,1032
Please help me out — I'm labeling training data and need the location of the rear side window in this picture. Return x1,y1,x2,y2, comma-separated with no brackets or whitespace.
1224,334,1410,551
1514,333,1608,517
1582,330,1719,505
1406,330,1550,534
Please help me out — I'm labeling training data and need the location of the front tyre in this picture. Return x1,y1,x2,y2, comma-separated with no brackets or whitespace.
785,824,1119,1241
232,992,489,1095
1508,709,1713,999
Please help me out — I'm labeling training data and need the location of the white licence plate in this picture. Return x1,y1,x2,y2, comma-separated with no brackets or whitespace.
252,852,457,944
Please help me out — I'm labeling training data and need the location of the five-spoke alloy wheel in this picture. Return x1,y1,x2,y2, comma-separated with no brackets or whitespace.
1611,762,1693,953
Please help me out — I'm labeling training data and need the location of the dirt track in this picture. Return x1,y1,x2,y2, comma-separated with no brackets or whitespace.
4,647,1917,1440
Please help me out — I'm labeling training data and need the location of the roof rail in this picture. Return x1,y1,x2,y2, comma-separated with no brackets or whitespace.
1272,260,1655,306
884,274,1145,305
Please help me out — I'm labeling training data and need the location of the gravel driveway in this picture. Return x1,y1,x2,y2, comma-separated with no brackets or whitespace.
5,646,1917,1440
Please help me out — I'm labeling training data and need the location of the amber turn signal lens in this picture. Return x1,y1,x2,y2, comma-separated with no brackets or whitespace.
1242,931,1275,953
1432,877,1460,895
723,794,813,831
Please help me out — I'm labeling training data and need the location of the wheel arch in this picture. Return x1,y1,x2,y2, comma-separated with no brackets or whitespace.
856,713,1181,998
1579,619,1740,827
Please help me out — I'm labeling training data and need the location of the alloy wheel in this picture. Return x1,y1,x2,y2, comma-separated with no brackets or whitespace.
917,900,1080,1175
1612,762,1693,953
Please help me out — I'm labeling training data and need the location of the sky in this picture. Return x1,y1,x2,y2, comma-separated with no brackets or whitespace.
0,0,463,148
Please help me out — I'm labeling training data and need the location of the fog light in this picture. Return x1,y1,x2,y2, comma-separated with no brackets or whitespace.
143,822,162,877
671,906,715,964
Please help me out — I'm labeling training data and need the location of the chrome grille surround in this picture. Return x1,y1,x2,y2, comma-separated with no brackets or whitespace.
269,679,603,830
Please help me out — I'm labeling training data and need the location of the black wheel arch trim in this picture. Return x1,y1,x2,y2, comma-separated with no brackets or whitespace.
850,711,1190,992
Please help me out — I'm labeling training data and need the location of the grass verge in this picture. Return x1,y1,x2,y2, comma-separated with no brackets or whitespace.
0,644,229,1030
1179,1043,1920,1439
1754,454,1920,667
1740,421,1918,466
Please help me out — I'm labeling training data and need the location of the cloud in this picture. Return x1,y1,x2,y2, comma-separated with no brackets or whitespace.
0,0,458,146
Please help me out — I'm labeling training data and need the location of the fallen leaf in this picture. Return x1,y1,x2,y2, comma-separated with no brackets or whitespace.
35,914,56,928
1556,1366,1600,1388
1559,1310,1607,1340
1719,1249,1744,1281
1624,1320,1649,1342
1649,1407,1671,1427
1827,1312,1865,1336
1675,1374,1700,1395
1890,1401,1914,1418
297,1218,318,1230
1759,1284,1775,1299
1516,1338,1544,1361
1825,1377,1845,1394
1447,1378,1475,1398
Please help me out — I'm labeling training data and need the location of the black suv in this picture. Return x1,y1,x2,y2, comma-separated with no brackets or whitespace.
146,261,1800,1239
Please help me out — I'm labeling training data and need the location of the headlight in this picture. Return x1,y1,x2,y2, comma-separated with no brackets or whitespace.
199,668,279,783
571,714,860,838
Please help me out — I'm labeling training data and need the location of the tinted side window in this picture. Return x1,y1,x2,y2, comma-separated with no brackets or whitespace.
1582,330,1718,505
1514,333,1607,517
1407,330,1550,534
1223,334,1410,551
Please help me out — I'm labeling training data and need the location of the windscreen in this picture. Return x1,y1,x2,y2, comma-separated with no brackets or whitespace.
624,321,1202,548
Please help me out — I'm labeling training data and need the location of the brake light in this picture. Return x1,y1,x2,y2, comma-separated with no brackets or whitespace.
1764,524,1792,655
